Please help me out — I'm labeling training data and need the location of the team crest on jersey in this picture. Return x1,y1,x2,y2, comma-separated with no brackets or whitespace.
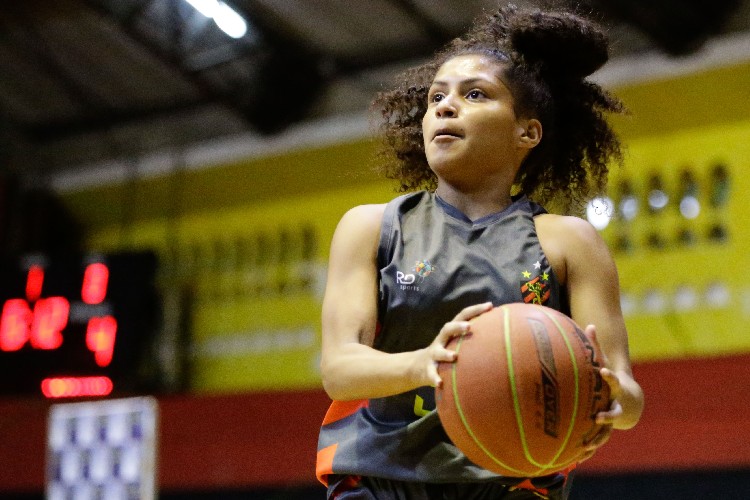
520,261,550,305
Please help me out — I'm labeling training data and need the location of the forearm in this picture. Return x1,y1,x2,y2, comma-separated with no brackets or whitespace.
321,342,426,401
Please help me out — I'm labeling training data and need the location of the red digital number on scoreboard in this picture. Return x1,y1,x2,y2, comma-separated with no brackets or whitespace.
0,263,118,368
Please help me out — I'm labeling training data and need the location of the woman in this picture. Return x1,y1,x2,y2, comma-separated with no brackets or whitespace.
316,5,644,499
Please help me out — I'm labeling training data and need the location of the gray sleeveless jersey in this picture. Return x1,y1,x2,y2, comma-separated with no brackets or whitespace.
317,191,570,486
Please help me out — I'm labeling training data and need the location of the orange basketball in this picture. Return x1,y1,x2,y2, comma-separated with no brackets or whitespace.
435,302,610,477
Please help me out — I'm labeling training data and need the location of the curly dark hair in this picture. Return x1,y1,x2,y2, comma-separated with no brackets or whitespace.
371,4,625,215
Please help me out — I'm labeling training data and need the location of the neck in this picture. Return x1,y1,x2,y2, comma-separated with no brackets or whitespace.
435,181,514,221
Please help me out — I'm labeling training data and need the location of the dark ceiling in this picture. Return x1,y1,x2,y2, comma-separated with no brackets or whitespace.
0,0,748,181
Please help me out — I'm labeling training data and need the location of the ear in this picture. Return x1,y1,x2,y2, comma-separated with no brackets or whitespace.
517,119,542,149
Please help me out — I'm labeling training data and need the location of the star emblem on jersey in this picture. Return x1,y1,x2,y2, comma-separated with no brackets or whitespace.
520,267,550,305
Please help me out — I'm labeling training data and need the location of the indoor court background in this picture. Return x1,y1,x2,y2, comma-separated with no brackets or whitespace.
1,1,749,499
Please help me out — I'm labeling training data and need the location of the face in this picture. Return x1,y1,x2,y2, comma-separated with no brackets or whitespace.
422,54,539,186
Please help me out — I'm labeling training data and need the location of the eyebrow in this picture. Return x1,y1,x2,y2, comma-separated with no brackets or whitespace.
430,77,491,87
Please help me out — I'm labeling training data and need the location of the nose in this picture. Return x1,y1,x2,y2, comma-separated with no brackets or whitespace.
435,94,457,118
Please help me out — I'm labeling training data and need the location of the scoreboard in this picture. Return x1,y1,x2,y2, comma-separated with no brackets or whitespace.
0,251,159,398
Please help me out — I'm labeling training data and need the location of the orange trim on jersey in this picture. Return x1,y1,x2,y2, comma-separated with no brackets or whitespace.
321,399,369,426
513,479,549,496
512,464,577,496
316,443,338,485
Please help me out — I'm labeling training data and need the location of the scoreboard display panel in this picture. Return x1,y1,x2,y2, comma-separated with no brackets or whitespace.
0,251,159,398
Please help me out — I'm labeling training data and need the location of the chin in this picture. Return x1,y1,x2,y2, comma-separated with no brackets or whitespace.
427,160,463,184
426,149,463,169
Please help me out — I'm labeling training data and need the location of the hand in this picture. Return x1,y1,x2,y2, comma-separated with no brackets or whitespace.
579,323,643,462
579,367,623,462
584,324,643,430
597,367,624,425
419,302,494,388
578,324,618,461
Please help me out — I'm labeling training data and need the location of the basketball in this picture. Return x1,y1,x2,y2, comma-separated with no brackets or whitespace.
435,302,611,477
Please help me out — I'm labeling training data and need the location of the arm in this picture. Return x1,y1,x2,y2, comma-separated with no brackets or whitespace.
538,215,644,430
319,204,490,401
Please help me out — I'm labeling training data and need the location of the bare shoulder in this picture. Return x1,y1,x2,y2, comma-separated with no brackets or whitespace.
535,213,602,246
534,213,611,283
335,204,387,240
341,203,387,225
329,203,387,257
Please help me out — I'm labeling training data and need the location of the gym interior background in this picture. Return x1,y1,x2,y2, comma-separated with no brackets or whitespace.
1,1,749,498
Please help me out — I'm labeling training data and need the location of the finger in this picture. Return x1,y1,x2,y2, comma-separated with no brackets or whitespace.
584,424,613,451
600,368,622,397
426,361,442,388
585,324,611,367
584,324,597,344
453,302,493,322
578,448,597,463
596,400,623,425
432,347,457,363
436,320,471,344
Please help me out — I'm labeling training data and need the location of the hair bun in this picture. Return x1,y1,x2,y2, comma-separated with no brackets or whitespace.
507,9,609,79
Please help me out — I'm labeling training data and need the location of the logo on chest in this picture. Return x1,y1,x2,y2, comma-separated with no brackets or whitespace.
520,260,551,305
395,260,435,291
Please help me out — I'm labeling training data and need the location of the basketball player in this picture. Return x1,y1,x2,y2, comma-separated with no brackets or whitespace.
316,4,644,499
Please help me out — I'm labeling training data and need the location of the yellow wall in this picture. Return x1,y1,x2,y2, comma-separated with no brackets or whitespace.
86,179,396,392
608,62,750,140
602,121,750,360
63,61,750,392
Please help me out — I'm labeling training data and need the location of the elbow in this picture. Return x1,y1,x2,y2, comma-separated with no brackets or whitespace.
320,357,347,401
320,372,339,400
320,356,366,401
321,375,356,402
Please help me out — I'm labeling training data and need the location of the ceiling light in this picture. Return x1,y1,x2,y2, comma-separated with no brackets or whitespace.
586,196,613,230
213,2,247,39
185,0,220,18
184,0,248,39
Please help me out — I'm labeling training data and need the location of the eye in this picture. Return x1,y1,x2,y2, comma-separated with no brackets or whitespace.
429,92,444,104
466,89,485,99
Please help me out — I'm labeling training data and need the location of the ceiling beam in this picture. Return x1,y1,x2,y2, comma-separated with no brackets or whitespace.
386,0,455,45
0,4,115,118
587,0,744,54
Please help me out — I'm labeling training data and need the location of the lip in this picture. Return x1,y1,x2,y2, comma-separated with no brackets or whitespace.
433,128,463,140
